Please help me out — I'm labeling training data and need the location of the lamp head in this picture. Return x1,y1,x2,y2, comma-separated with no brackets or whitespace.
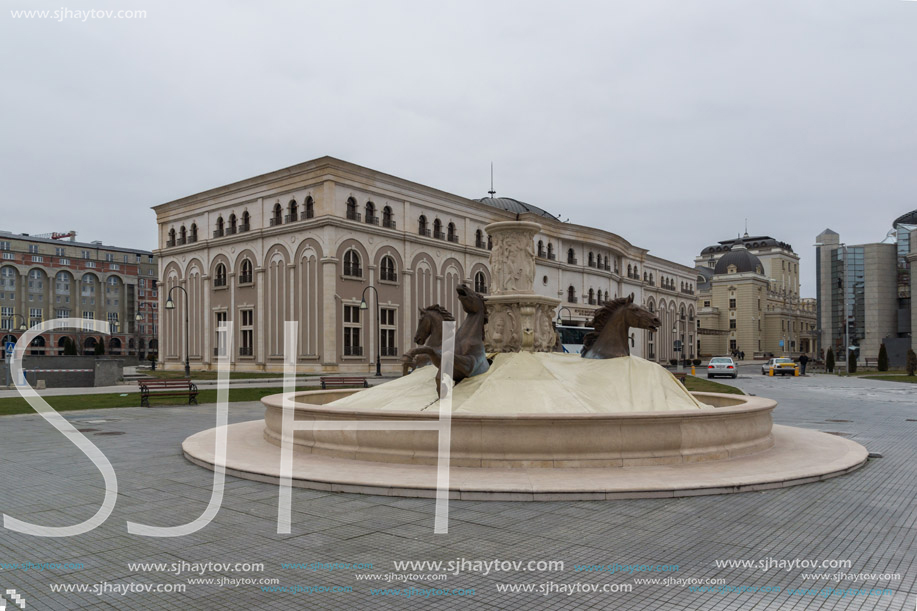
165,297,175,310
359,299,367,310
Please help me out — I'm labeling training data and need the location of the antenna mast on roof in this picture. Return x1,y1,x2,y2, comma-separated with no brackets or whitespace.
488,162,496,198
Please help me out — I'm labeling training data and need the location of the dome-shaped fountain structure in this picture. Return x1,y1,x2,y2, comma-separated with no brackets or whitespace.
183,221,867,500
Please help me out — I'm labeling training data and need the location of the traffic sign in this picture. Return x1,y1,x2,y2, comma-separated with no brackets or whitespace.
779,340,784,347
4,341,14,358
673,340,683,351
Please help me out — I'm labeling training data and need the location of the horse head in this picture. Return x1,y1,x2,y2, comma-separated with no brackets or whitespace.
621,294,661,331
456,284,485,315
414,305,454,346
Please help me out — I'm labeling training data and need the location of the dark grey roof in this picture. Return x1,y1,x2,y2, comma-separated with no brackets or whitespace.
894,210,917,227
700,235,794,255
695,266,714,291
474,197,559,220
713,246,763,275
817,228,839,237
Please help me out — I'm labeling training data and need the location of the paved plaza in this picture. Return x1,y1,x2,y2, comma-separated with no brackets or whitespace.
0,368,914,609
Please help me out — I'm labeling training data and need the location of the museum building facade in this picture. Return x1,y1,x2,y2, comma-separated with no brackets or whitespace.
153,157,698,373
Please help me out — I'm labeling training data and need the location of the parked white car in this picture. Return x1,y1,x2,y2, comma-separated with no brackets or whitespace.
707,356,737,379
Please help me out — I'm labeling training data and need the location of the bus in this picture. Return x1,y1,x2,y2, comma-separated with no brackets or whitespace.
556,325,594,354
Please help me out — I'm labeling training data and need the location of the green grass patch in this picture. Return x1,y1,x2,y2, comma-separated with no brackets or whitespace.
143,370,287,380
860,375,917,384
0,386,320,416
684,376,745,395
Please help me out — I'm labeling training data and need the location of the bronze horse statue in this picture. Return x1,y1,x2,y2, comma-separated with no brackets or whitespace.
582,294,660,359
404,284,490,388
408,304,454,368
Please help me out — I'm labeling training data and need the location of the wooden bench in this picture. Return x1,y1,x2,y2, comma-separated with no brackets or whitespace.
864,358,878,368
320,376,369,389
139,379,199,407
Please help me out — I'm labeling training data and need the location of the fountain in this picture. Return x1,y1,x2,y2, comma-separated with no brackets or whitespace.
183,221,867,500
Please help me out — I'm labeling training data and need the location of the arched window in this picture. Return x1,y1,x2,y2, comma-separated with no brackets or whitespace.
215,216,224,238
240,211,250,231
476,229,484,248
55,271,70,294
487,235,492,250
588,288,595,304
344,250,362,277
179,226,187,244
382,206,394,228
649,273,654,285
287,199,298,222
588,252,595,267
567,248,576,265
272,203,283,226
239,259,253,284
380,255,397,282
447,222,457,242
215,263,227,287
474,271,487,294
346,197,359,222
604,290,610,302
433,219,443,239
567,286,577,303
168,228,176,246
365,201,377,225
627,264,632,278
418,215,428,236
305,196,315,219
603,255,609,270
644,271,647,282
189,223,198,242
537,240,545,257
547,243,554,259
228,214,237,234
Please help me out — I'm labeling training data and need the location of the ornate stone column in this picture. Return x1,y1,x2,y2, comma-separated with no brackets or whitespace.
483,221,560,353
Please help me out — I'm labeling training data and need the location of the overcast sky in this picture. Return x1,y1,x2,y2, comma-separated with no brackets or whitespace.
2,0,916,296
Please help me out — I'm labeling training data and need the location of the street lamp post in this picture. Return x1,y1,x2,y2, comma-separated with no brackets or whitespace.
555,306,574,324
360,285,382,377
164,286,191,379
135,310,143,358
672,325,683,373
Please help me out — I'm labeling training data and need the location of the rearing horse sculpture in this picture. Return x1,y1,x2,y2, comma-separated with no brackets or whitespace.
408,304,454,368
404,284,489,388
582,294,661,359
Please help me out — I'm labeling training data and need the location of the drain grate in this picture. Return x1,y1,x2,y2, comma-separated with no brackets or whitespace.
94,431,126,436
826,419,852,423
907,419,917,422
823,431,851,437
76,428,100,433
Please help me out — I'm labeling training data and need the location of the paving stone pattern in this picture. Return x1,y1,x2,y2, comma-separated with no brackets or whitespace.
0,370,914,609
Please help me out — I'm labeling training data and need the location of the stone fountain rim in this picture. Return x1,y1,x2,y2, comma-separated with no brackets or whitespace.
260,389,776,420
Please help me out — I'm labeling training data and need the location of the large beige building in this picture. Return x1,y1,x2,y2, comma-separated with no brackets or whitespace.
0,231,158,356
152,157,698,373
694,234,816,358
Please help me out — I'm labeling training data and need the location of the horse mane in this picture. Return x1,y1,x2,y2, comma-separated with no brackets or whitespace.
589,297,630,334
423,304,455,321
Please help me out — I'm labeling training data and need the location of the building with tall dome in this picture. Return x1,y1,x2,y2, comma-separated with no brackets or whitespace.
694,233,816,358
152,157,698,374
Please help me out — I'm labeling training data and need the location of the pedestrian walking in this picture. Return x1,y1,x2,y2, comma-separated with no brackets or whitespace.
799,353,809,375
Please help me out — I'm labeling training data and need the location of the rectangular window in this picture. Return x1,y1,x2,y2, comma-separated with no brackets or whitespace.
1,306,13,329
215,312,228,357
107,312,119,332
729,319,737,329
56,308,70,318
110,264,120,270
82,250,91,259
123,254,129,263
105,253,114,262
59,258,70,265
729,339,737,351
380,307,397,356
31,255,43,263
343,305,362,356
28,245,39,254
240,309,254,356
729,298,736,309
86,261,96,268
2,252,13,260
139,278,146,288
148,255,154,264
28,308,42,327
55,247,65,256
82,310,94,331
0,241,9,251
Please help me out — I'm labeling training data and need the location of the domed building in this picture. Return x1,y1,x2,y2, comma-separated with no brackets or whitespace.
694,234,816,358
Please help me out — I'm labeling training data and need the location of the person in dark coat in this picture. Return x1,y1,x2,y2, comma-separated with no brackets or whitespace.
799,353,809,375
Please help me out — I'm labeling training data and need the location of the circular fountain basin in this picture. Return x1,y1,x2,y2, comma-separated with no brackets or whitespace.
261,389,775,468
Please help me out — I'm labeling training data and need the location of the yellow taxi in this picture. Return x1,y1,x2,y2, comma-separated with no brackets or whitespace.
762,358,799,376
